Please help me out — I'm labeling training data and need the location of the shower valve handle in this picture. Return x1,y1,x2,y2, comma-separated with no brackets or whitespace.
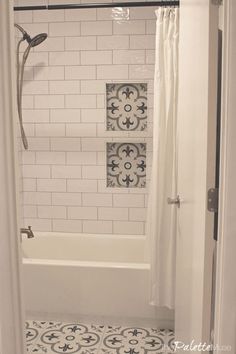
167,195,180,208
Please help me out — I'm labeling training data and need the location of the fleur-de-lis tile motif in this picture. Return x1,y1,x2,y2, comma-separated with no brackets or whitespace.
25,321,174,354
25,321,62,353
25,328,39,342
106,83,147,131
40,324,101,353
101,327,168,354
107,143,146,188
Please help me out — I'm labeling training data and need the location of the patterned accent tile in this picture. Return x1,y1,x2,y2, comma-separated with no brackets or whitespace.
99,326,175,354
26,321,63,353
28,322,105,354
107,142,146,188
106,83,147,131
25,321,174,354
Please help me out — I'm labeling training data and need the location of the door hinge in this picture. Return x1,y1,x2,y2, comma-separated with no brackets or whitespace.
211,0,223,6
208,188,219,213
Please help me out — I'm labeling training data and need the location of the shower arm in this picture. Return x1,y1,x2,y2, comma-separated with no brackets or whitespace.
14,23,31,43
14,23,26,35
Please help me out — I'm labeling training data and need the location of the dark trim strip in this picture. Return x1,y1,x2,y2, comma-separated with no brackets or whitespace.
14,1,179,11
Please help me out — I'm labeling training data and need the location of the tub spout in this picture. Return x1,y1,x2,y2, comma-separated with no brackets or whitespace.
20,226,34,239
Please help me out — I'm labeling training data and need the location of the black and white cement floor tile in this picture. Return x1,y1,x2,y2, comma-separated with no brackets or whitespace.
25,322,174,354
26,321,105,354
98,326,174,354
26,321,63,353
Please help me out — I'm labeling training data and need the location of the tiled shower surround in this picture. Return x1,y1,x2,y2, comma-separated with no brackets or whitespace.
15,1,155,235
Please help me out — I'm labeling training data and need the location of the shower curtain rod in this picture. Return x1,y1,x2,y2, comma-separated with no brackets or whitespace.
14,1,179,11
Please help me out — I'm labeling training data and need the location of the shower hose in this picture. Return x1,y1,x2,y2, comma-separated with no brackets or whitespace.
16,38,31,150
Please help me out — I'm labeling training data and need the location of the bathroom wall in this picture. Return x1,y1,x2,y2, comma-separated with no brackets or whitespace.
15,0,155,235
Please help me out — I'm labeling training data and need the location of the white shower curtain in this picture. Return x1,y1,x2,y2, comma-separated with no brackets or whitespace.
147,7,179,309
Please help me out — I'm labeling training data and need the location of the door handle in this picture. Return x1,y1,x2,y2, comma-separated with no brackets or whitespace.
167,195,180,208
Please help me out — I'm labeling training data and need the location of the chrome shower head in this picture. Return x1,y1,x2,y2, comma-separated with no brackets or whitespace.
14,23,47,47
29,33,48,47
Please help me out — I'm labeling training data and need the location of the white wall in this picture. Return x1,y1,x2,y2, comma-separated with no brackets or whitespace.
15,1,155,235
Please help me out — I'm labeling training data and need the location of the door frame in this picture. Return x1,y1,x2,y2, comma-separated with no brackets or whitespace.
214,1,236,352
175,0,219,347
0,1,25,354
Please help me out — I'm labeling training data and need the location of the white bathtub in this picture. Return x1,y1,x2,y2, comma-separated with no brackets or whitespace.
22,232,174,328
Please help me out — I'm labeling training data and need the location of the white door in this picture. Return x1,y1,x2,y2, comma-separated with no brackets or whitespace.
175,0,219,350
214,1,236,352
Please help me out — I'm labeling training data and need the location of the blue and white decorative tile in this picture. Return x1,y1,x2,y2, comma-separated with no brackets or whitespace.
99,326,174,354
106,83,147,131
106,142,146,188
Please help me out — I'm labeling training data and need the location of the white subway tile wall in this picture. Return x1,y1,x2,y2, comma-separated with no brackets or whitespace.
16,3,155,235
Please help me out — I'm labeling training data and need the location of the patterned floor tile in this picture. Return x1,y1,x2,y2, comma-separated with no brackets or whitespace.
25,321,174,354
99,326,174,354
26,321,104,354
26,321,63,353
